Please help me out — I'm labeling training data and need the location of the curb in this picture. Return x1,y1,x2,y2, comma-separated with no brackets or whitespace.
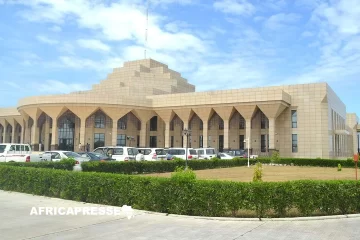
139,210,360,222
3,190,360,222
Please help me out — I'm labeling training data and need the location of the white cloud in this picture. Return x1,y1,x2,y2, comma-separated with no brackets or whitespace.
38,80,89,94
313,0,360,35
213,0,255,16
301,31,314,37
77,39,110,52
15,0,207,54
49,25,62,32
36,35,58,45
264,13,301,30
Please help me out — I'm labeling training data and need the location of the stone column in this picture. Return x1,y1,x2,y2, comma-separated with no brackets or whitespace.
268,118,276,153
164,121,170,148
31,121,39,151
79,118,86,151
202,122,208,148
182,121,188,148
20,125,24,144
245,118,252,150
223,120,229,150
51,118,58,150
111,122,118,146
11,125,16,143
140,123,147,147
43,118,50,151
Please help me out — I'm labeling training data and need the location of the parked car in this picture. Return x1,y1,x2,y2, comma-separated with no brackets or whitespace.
32,151,89,171
137,148,167,161
78,152,114,161
167,148,198,160
223,149,258,159
93,146,144,161
216,152,233,160
0,143,32,162
195,148,216,159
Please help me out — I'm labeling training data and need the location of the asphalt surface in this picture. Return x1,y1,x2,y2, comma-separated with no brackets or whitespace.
1,190,359,240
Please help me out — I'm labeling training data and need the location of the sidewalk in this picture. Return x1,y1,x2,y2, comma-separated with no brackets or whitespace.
0,190,358,240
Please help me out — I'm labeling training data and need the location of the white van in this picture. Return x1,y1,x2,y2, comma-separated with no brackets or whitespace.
196,148,216,160
93,146,144,161
167,148,198,160
0,143,32,162
137,148,167,161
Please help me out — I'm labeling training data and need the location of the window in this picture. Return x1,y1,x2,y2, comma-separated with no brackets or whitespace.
189,149,197,155
261,113,268,129
219,120,224,130
239,135,244,149
261,135,266,152
63,152,81,158
150,136,157,148
94,148,105,154
199,121,203,130
137,135,140,147
118,116,127,130
113,148,123,155
170,121,174,131
95,114,105,128
199,135,203,148
150,116,157,131
198,150,204,154
170,136,174,147
292,134,298,153
117,134,126,146
291,110,297,128
206,149,215,154
239,117,245,129
94,133,105,149
0,145,6,153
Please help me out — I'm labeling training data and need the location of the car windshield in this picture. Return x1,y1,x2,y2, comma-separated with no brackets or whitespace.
0,145,6,153
87,152,101,160
128,148,138,155
189,150,197,155
206,149,215,154
155,149,166,155
63,152,81,158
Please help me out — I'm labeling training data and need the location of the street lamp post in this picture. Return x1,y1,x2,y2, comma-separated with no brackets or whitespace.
244,138,250,168
182,128,192,169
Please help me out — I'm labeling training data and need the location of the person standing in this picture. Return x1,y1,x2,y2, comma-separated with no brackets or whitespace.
86,143,90,152
78,142,82,152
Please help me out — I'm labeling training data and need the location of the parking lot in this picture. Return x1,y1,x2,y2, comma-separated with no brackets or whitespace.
1,190,359,240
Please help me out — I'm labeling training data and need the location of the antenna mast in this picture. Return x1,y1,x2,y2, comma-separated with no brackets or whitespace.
144,0,149,59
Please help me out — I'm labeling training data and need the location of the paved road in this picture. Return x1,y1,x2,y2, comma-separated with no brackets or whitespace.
1,190,359,240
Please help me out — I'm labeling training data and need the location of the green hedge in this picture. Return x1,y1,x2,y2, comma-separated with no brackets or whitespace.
0,158,75,171
269,158,355,168
1,165,360,218
81,157,356,174
81,158,268,174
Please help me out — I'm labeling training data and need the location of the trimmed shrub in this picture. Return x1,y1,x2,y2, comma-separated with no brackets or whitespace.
253,162,263,182
81,158,268,174
1,165,360,218
171,166,196,182
0,158,75,170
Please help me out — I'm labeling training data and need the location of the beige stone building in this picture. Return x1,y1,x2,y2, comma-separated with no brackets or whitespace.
0,58,358,158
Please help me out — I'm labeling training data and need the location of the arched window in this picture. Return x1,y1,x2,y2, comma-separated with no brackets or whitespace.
95,113,105,128
118,115,127,130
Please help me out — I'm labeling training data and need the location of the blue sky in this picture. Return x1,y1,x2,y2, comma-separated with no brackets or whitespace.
0,0,359,114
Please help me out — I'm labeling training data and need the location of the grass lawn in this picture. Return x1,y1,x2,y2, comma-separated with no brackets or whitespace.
142,165,358,182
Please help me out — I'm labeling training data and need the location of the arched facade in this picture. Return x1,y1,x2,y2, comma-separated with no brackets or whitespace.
0,58,357,158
